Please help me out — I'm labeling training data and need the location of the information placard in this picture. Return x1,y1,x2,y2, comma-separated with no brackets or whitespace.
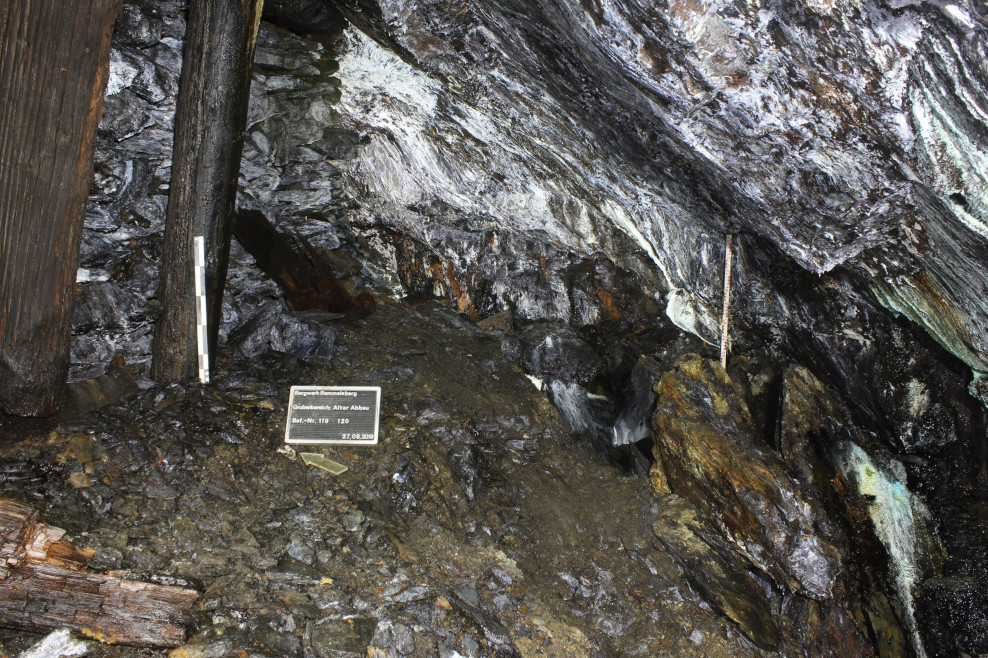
285,386,381,445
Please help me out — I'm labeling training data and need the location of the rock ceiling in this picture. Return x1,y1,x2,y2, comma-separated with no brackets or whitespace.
320,0,987,377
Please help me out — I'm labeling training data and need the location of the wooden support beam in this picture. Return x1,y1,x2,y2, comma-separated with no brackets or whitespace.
151,0,265,383
233,209,375,313
0,0,122,416
0,499,198,647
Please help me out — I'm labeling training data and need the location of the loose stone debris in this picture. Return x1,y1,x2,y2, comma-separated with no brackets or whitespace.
2,292,985,656
17,628,89,658
1,300,771,657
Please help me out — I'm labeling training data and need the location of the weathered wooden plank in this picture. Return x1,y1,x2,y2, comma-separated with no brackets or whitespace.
0,500,198,647
233,208,376,313
150,0,265,382
0,563,196,646
0,0,122,416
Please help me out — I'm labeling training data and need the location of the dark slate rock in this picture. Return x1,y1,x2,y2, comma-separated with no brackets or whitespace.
318,127,362,160
99,90,155,141
777,363,944,656
326,0,988,384
129,56,168,104
448,590,514,648
114,4,163,48
58,365,140,421
226,299,338,359
0,461,44,487
266,557,324,585
150,41,184,79
72,282,139,332
253,46,319,72
83,206,121,233
250,611,303,656
309,617,377,657
171,624,237,657
777,364,859,496
516,324,601,385
262,0,347,37
367,620,416,656
915,577,988,658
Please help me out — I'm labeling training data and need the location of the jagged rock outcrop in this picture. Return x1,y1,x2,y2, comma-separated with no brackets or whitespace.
650,354,839,600
647,354,915,654
652,495,781,650
777,364,928,655
64,1,986,654
324,0,988,393
78,0,988,428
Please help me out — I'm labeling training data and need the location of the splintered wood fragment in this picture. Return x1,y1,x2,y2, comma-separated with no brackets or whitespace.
0,499,197,647
0,499,90,575
233,209,375,314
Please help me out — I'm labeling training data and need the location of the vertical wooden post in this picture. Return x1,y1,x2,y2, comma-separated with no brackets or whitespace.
151,0,264,383
0,0,122,416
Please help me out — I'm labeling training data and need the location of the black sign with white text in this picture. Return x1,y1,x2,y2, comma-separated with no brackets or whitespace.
285,386,381,445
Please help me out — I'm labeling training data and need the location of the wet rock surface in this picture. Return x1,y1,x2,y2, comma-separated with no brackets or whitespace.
326,0,988,385
2,300,770,657
776,365,916,656
43,0,986,654
915,577,988,657
784,354,987,656
646,354,942,656
651,495,780,651
76,2,350,382
651,354,839,601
